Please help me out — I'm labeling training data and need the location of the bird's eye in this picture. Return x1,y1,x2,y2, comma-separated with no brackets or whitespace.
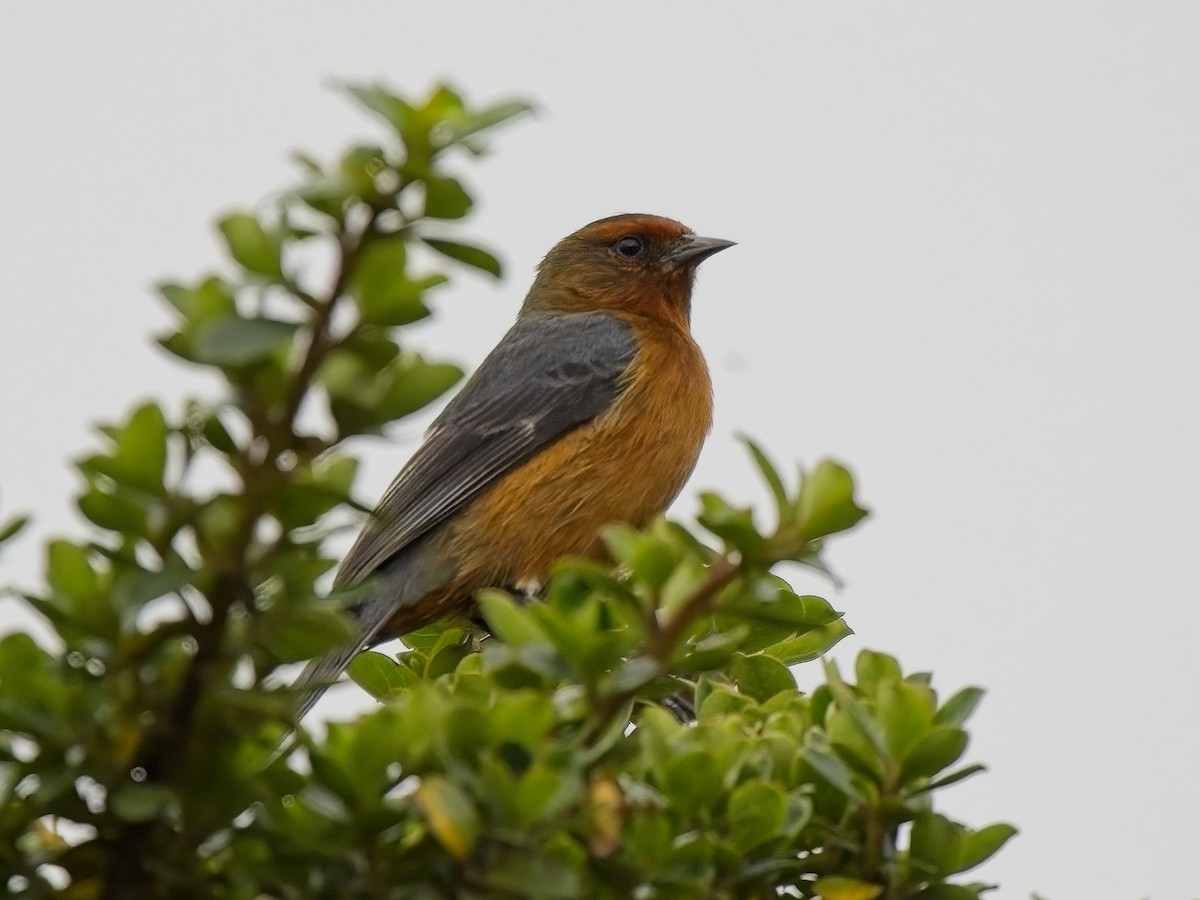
613,235,645,258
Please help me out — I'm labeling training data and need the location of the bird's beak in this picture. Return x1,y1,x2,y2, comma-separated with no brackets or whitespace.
667,234,737,267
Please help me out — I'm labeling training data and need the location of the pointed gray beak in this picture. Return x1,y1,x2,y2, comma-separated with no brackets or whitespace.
667,234,737,267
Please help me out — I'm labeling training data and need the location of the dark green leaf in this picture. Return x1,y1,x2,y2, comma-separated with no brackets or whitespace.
0,513,29,546
78,488,145,534
918,763,988,794
192,316,298,366
423,176,473,219
422,237,502,278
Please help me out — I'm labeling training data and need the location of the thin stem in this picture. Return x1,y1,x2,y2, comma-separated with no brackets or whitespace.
103,211,381,898
587,555,741,740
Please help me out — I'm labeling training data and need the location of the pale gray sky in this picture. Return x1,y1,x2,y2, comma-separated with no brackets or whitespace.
2,4,1198,897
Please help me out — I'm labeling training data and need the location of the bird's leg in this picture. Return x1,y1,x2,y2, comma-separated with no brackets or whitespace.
510,577,543,605
468,576,544,634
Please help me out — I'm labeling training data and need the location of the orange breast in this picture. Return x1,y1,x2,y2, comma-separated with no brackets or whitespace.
443,321,711,596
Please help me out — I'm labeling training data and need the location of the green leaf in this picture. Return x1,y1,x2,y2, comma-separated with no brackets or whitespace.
729,653,797,702
158,276,236,323
80,402,169,495
344,83,416,135
324,351,461,435
855,649,902,693
812,877,883,900
800,742,863,802
110,784,176,823
423,176,473,219
377,358,462,420
478,590,546,646
348,233,445,327
258,604,357,664
910,812,964,877
414,776,480,860
763,618,852,666
0,513,29,546
218,212,283,278
698,492,766,558
346,651,417,701
721,587,841,628
824,660,889,760
795,459,869,540
482,848,583,899
443,100,534,144
273,455,359,529
422,237,502,278
901,726,969,782
46,540,100,602
877,679,935,761
78,488,145,534
112,559,192,610
662,750,724,814
514,763,581,825
918,763,987,794
491,692,556,747
727,780,787,850
740,436,789,516
953,823,1018,873
934,686,985,727
192,316,298,366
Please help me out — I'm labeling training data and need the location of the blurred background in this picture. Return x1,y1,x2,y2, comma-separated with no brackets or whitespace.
2,4,1197,897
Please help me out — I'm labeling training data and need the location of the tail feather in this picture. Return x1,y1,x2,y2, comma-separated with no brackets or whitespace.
292,547,451,721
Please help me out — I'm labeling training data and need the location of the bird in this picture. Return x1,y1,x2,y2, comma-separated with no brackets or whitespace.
295,213,734,718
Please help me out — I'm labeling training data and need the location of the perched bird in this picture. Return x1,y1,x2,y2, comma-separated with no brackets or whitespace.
296,213,734,718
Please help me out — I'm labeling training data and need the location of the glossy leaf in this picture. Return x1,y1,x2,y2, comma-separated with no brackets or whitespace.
795,460,869,540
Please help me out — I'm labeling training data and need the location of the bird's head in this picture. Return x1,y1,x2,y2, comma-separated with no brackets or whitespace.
523,214,734,326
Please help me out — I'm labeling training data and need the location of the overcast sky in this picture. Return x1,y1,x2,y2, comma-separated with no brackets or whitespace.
2,4,1198,897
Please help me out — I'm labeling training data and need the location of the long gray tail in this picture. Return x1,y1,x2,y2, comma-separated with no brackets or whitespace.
291,578,408,721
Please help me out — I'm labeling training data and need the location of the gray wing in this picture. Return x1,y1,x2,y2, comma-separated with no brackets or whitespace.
334,310,637,588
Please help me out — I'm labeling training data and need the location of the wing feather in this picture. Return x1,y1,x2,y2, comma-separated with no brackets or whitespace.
334,311,637,587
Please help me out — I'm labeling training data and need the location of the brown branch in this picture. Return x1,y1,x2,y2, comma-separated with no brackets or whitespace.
104,213,383,898
641,555,739,663
586,555,742,740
